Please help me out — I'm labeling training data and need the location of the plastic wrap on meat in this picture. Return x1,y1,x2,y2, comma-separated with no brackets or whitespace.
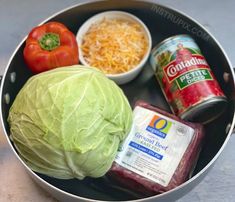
108,100,205,196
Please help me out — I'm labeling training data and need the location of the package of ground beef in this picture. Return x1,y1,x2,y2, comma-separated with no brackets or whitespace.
108,100,205,196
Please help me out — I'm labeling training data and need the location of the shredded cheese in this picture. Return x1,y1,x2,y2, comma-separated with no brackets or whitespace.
81,18,148,74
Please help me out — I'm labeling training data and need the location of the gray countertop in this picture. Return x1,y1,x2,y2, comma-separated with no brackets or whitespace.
0,0,235,202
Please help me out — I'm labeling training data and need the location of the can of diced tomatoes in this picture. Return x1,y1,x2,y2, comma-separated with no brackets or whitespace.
150,34,227,124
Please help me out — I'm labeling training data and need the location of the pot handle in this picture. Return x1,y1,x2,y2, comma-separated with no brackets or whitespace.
233,67,235,135
232,68,235,135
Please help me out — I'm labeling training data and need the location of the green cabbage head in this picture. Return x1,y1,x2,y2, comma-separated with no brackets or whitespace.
8,65,132,179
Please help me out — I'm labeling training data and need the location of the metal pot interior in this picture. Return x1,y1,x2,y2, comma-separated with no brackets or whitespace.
1,0,234,201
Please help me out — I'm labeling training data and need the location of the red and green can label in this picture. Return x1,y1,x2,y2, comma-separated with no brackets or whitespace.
164,54,213,89
150,35,226,117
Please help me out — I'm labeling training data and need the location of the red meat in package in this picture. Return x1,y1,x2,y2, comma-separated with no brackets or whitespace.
108,100,205,196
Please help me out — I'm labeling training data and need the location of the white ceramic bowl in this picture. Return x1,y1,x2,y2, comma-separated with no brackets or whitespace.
76,11,152,85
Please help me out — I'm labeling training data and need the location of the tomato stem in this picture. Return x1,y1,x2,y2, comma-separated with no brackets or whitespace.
39,33,60,51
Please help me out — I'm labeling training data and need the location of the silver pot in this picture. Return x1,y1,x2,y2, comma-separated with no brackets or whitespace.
1,0,234,201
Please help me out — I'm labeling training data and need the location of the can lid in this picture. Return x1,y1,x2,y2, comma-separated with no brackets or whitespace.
180,97,227,124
